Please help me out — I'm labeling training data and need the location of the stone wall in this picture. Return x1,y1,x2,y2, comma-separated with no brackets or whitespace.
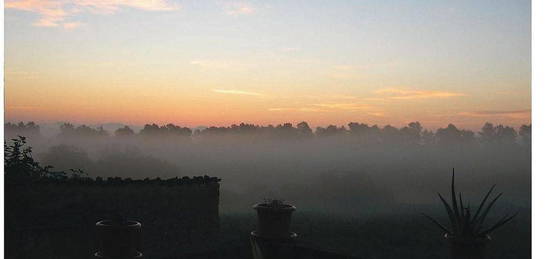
4,177,220,258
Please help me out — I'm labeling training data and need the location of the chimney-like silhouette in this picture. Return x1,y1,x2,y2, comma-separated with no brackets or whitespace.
94,219,143,259
250,200,297,259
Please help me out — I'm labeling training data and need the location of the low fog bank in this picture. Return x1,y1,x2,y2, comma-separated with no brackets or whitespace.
5,121,531,215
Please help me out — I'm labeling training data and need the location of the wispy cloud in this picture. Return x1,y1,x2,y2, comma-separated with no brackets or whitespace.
328,95,359,100
62,21,83,30
5,0,180,28
75,0,179,13
304,94,359,100
312,103,373,111
268,107,324,112
212,89,263,96
224,2,255,16
268,100,382,114
268,105,384,116
362,97,386,102
268,93,388,115
374,88,466,100
366,112,385,117
458,109,531,118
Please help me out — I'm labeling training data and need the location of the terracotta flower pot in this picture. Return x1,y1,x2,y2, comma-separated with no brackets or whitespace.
253,203,296,239
445,233,491,259
95,220,143,259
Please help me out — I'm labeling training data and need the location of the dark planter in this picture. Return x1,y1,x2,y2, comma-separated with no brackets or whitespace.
445,233,491,259
253,203,296,239
95,220,143,259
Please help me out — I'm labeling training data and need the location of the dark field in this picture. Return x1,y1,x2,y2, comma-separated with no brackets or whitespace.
218,210,531,259
6,211,530,259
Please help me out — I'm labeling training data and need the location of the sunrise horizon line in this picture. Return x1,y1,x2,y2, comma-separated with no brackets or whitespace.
4,118,532,132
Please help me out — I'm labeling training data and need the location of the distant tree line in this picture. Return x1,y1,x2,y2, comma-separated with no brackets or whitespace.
137,123,192,137
4,121,531,146
4,122,40,137
195,122,314,139
60,123,110,137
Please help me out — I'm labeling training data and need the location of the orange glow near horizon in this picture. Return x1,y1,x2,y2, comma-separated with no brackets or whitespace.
4,0,531,130
4,70,531,130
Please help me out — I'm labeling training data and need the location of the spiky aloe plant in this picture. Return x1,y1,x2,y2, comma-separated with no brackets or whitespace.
423,169,517,239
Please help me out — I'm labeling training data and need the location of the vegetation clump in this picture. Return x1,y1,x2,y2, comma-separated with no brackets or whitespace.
4,136,85,181
423,169,517,240
4,136,220,185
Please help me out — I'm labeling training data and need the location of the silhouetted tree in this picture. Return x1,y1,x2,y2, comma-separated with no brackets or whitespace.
58,123,109,138
296,121,313,137
434,124,477,145
164,123,192,136
315,125,347,137
479,122,518,145
4,122,40,138
273,123,295,138
366,125,382,144
4,136,83,181
348,122,369,135
115,126,135,137
346,123,381,144
435,124,463,145
139,123,192,137
400,122,423,145
479,122,497,144
140,123,161,135
494,124,518,144
460,129,476,143
381,125,401,144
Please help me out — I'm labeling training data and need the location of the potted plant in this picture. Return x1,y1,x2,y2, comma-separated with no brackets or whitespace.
253,199,296,239
423,169,517,259
95,214,143,258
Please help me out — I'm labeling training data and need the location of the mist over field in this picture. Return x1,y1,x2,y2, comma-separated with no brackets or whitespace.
5,121,531,216
3,0,533,257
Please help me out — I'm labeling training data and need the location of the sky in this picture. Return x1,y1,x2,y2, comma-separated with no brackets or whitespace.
4,0,531,130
